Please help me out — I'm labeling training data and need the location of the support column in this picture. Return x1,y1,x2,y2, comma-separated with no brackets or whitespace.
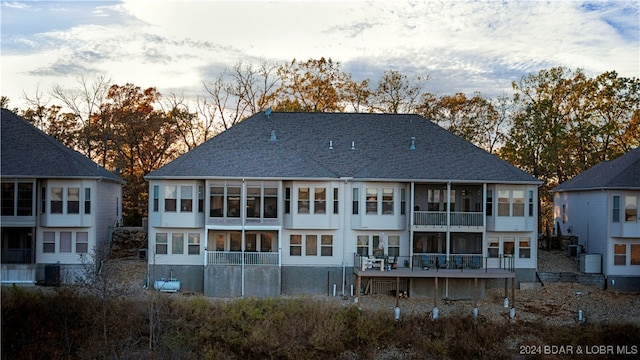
396,276,400,307
355,274,361,304
434,277,439,307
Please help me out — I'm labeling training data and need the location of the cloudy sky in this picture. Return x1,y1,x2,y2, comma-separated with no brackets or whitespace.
1,0,638,109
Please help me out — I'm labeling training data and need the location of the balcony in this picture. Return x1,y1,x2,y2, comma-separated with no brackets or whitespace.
205,251,279,266
413,211,483,227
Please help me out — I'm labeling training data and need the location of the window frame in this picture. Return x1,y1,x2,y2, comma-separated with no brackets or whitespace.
164,186,177,212
290,234,302,256
51,187,63,214
298,187,310,214
155,233,168,255
76,232,89,253
614,243,627,266
188,233,200,255
180,186,193,212
314,188,326,214
321,235,333,256
43,231,56,253
67,188,80,214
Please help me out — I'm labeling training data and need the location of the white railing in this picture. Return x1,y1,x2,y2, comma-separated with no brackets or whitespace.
205,251,279,266
413,211,483,226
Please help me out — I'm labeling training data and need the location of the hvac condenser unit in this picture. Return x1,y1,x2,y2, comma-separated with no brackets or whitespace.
580,253,602,274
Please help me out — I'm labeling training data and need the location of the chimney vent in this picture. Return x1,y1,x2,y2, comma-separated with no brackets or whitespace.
351,141,355,150
329,140,333,150
410,136,416,150
269,129,277,142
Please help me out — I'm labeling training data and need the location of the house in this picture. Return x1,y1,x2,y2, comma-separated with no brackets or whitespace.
145,112,541,299
1,109,123,285
553,148,640,292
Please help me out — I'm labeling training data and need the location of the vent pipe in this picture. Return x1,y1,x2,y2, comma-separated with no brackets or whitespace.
351,141,355,150
329,140,333,150
269,129,277,142
410,136,416,150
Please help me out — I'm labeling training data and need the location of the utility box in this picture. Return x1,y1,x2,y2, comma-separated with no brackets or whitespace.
580,253,602,274
568,244,582,257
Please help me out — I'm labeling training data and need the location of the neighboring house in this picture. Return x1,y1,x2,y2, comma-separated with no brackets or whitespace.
145,112,541,299
1,109,123,285
553,148,640,292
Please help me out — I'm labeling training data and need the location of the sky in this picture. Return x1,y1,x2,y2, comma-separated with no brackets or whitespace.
1,0,639,110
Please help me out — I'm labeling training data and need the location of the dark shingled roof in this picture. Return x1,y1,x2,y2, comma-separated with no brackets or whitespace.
147,112,539,183
1,109,122,182
553,147,640,192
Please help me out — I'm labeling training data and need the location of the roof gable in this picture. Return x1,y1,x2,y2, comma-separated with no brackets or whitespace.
147,112,539,183
553,148,640,192
1,109,122,182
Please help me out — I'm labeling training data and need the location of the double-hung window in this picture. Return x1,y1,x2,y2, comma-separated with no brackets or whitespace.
155,233,168,255
625,196,637,222
366,188,378,214
298,188,310,214
67,188,80,214
164,186,177,212
180,186,192,212
321,235,333,256
51,188,63,214
188,233,200,255
84,188,91,214
314,188,326,214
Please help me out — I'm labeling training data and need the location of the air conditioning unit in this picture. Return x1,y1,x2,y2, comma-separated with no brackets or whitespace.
580,253,602,274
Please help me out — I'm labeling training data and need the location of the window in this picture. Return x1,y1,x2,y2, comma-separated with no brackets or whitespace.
512,190,524,216
366,188,378,214
497,190,509,216
1,183,14,216
246,233,257,251
285,187,291,214
215,234,225,251
84,188,91,214
155,233,168,255
528,190,534,217
67,188,80,214
188,233,200,255
562,204,567,223
333,188,339,214
60,232,72,253
614,244,626,265
51,187,63,214
260,233,273,252
357,235,369,256
298,188,310,214
450,233,482,254
247,187,261,218
153,186,159,212
388,235,400,257
76,232,88,253
631,244,640,266
503,238,515,257
43,231,55,253
486,190,493,216
198,186,204,213
428,188,443,211
519,238,531,258
382,188,393,214
264,187,278,218
372,235,383,257
210,187,224,217
352,188,359,214
412,233,445,253
230,233,242,251
227,186,241,217
613,196,620,222
488,237,499,258
400,188,406,215
180,186,192,212
172,233,184,254
290,234,302,256
314,188,326,214
164,186,177,212
17,183,33,216
306,235,317,256
321,235,333,256
625,196,637,222
41,187,46,214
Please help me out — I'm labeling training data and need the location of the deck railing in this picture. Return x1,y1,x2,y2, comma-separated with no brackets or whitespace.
413,211,483,226
1,249,33,264
412,253,514,272
205,251,279,266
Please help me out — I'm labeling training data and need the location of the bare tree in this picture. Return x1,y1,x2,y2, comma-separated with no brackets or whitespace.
372,70,430,114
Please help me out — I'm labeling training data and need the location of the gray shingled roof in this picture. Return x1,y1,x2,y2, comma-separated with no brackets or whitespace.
553,147,640,192
1,109,122,182
147,112,539,183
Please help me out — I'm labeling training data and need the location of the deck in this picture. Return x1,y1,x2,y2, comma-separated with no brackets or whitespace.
353,266,515,279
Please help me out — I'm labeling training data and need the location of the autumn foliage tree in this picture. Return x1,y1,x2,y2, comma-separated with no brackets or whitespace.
94,84,181,225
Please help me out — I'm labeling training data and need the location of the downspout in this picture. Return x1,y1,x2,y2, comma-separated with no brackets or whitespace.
410,182,415,269
241,178,246,298
446,181,451,299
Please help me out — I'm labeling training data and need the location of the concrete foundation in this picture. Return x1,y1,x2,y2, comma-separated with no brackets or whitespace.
605,276,640,293
204,265,280,298
150,265,203,293
281,266,351,296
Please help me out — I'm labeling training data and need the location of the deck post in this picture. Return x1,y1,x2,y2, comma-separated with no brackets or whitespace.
396,276,400,307
474,277,478,307
355,274,361,304
434,277,438,307
511,277,515,308
504,278,508,298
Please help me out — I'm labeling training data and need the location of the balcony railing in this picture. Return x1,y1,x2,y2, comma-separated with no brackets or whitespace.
1,249,33,264
412,253,514,272
413,211,483,227
205,251,279,266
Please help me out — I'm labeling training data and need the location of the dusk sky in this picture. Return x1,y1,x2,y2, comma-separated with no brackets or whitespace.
1,0,639,110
